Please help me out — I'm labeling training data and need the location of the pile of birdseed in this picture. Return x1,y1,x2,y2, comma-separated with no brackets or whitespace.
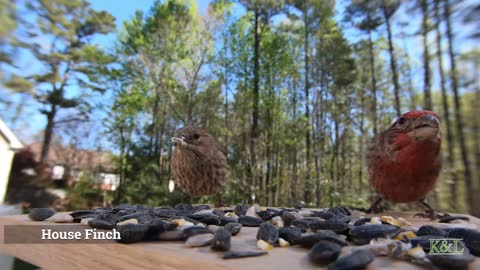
28,204,480,269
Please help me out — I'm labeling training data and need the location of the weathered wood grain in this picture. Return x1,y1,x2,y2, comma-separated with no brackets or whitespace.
0,211,479,270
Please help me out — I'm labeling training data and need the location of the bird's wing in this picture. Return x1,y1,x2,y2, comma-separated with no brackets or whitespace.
366,136,379,165
214,139,228,158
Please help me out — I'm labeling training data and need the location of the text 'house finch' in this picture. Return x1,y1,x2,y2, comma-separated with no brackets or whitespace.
366,110,442,216
171,126,228,198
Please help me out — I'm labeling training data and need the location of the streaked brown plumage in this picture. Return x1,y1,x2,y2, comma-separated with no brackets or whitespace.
170,126,228,197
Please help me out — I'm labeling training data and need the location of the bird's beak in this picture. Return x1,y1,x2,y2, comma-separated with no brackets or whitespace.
411,114,440,141
171,135,185,147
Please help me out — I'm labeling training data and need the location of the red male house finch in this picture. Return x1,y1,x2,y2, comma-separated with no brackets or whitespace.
366,110,442,217
171,127,228,200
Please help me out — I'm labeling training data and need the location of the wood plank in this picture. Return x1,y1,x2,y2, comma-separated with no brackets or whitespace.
0,212,479,270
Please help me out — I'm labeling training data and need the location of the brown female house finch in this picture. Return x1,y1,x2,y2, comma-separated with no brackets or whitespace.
170,126,228,201
366,110,443,218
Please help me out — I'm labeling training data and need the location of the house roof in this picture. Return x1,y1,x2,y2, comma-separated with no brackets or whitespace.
0,118,24,150
28,142,115,172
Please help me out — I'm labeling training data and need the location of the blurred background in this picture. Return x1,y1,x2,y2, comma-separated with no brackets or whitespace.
0,0,478,216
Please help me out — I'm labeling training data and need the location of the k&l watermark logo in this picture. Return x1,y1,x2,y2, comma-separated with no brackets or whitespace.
429,239,464,255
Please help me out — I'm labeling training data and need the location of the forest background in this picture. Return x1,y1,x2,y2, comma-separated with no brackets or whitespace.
1,0,479,216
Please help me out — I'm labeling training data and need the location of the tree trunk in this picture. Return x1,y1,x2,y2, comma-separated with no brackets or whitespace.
291,77,298,204
224,80,229,148
114,125,126,205
303,9,312,204
265,64,274,206
358,86,366,193
472,86,480,213
367,30,378,136
406,62,416,109
444,0,475,215
158,99,168,175
337,131,343,196
348,135,353,194
223,34,230,148
152,85,160,157
473,87,480,214
186,88,194,125
383,9,402,116
421,0,433,110
250,10,260,198
434,0,457,210
333,91,340,195
315,81,324,206
273,139,279,206
400,35,417,109
40,105,57,164
473,61,480,215
314,126,321,205
243,64,252,202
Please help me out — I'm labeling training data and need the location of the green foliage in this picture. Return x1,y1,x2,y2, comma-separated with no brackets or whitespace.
2,0,116,164
2,0,477,214
0,0,17,80
69,0,480,213
121,161,177,205
0,0,16,40
344,0,382,32
65,171,103,210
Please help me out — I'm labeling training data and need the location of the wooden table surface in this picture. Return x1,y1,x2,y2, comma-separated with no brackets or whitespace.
1,211,479,270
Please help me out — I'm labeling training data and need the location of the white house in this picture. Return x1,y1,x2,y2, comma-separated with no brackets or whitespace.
0,118,24,203
96,173,120,191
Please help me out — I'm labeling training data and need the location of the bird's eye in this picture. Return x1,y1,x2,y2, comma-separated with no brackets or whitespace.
193,133,200,140
396,117,410,129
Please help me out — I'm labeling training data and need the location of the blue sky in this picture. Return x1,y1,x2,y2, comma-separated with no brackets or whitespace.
1,0,477,149
1,0,218,148
89,0,209,44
